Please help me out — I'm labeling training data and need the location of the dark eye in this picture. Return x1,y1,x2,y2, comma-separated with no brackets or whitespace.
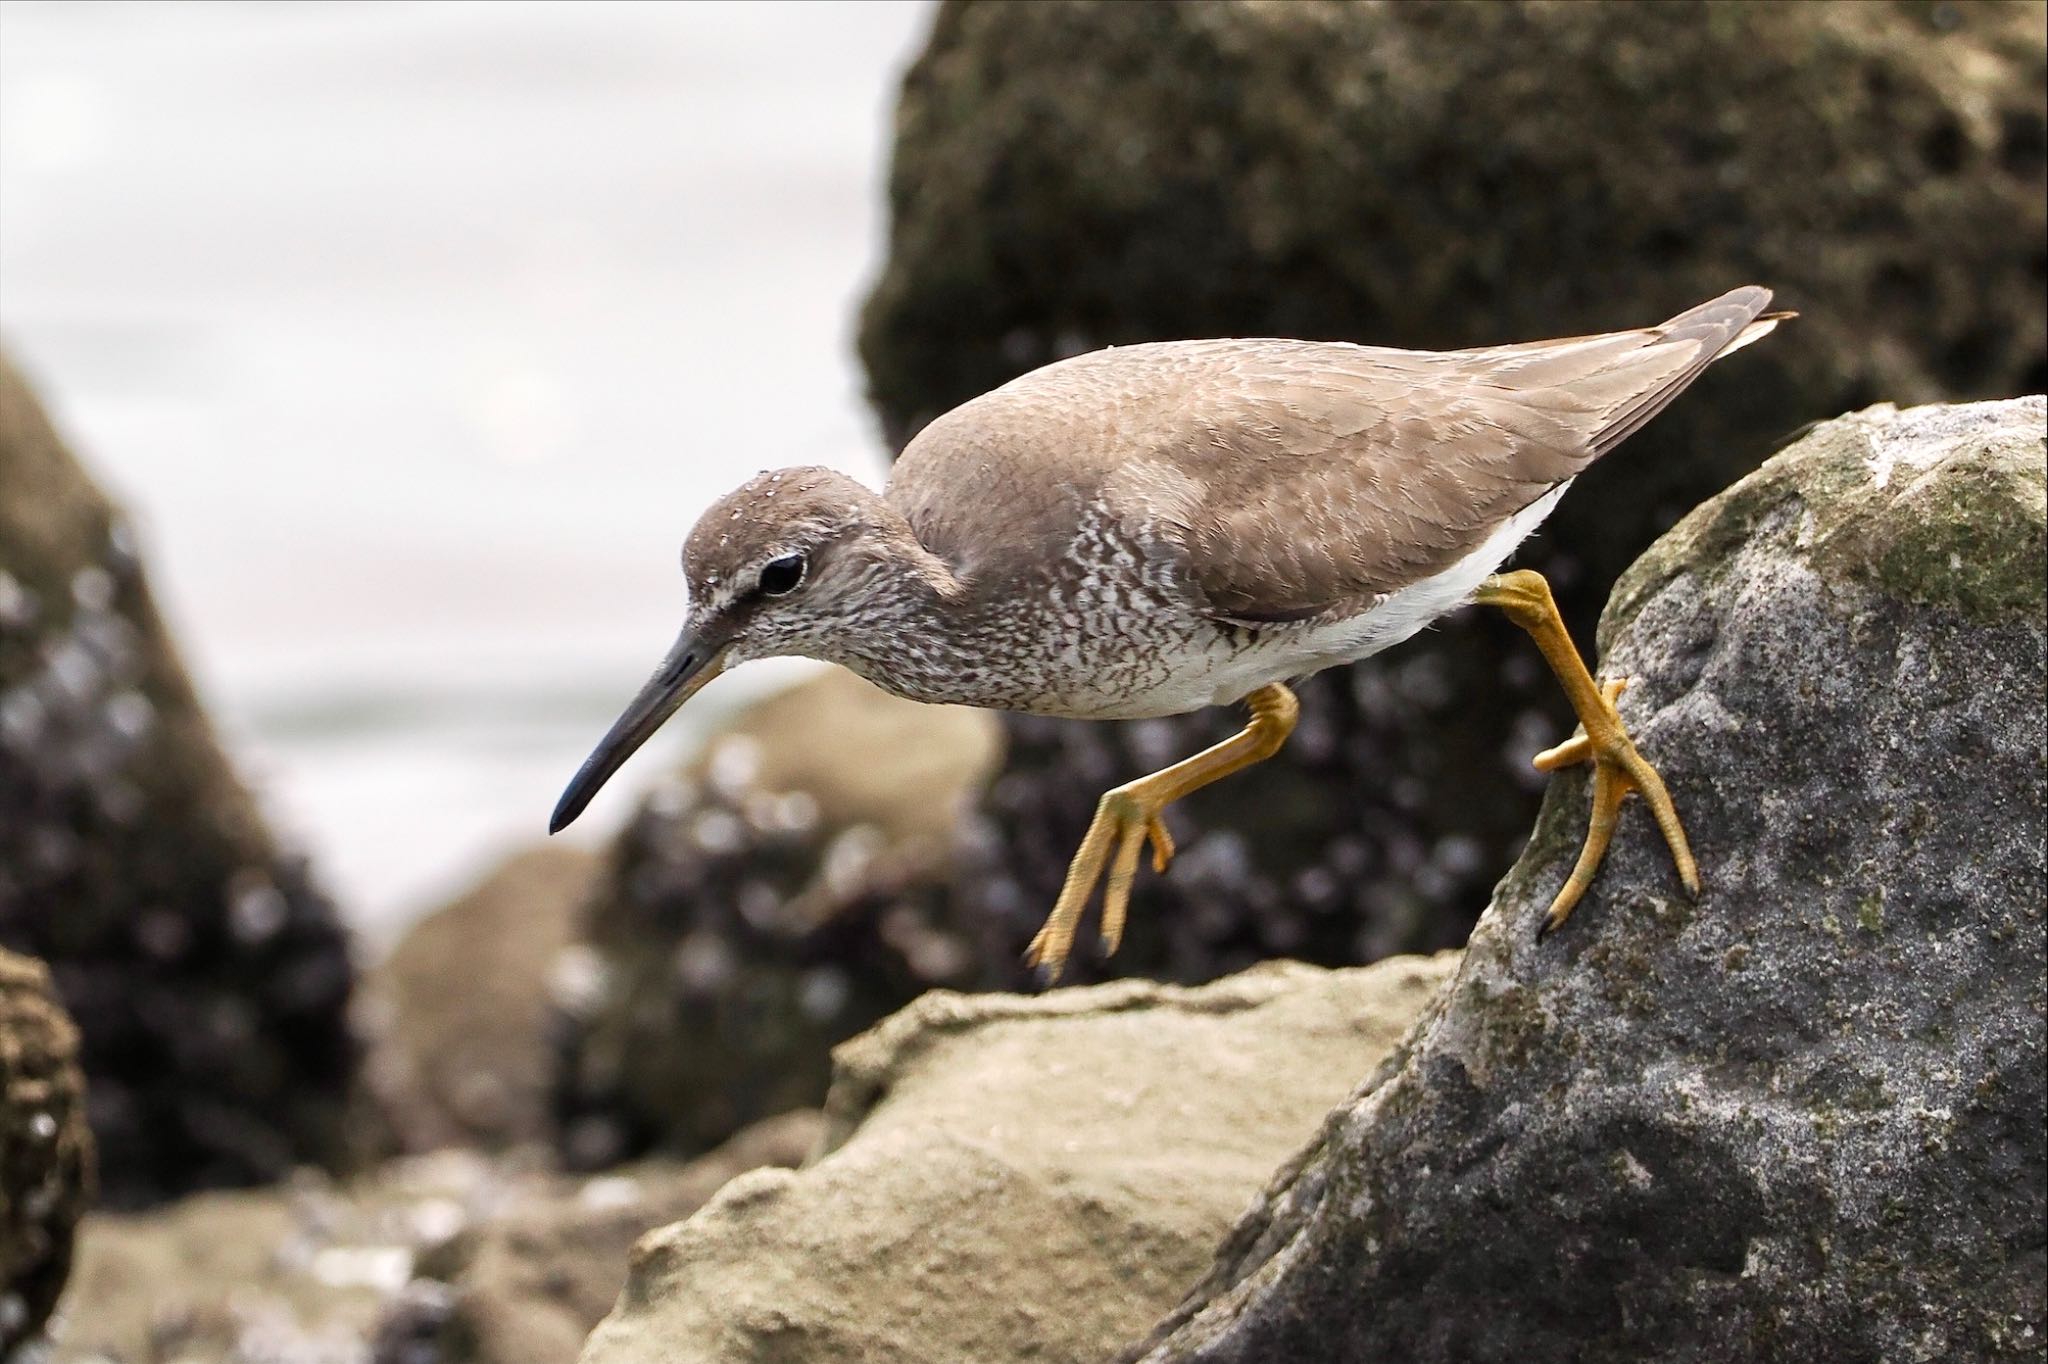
756,552,806,597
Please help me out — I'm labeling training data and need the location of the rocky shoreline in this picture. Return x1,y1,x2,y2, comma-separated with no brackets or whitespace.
10,394,2038,1364
4,2,2044,1360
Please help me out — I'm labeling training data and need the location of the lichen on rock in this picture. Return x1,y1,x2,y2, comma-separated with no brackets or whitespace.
1123,397,2047,1363
1606,398,2048,635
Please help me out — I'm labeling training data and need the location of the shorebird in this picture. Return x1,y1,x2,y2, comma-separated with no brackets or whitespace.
551,287,1787,979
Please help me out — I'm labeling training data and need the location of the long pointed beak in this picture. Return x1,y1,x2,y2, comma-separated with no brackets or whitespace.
549,629,727,833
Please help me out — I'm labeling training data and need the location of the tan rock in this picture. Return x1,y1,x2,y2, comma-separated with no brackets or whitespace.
358,843,601,1153
437,1110,823,1364
47,1112,822,1364
579,953,1459,1364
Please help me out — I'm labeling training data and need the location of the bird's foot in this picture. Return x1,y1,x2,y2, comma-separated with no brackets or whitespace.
1532,674,1701,937
1024,786,1176,983
1021,683,1298,984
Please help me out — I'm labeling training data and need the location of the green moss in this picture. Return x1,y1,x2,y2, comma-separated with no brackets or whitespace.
1857,890,1885,936
1476,981,1566,1072
1607,400,2047,646
1850,450,2048,623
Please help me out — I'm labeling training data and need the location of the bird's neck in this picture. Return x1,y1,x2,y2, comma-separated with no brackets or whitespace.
823,513,988,701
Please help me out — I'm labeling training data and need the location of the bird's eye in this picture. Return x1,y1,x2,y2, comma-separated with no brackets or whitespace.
756,552,806,597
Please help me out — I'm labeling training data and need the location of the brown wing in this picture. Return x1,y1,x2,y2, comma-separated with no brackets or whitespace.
1143,286,1784,622
886,288,1783,622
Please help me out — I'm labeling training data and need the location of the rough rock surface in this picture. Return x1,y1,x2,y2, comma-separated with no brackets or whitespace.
1,947,93,1356
377,1111,823,1364
359,844,600,1155
0,353,359,1208
862,0,2048,971
554,669,1004,1167
44,1113,820,1364
578,953,1461,1364
1123,398,2047,1363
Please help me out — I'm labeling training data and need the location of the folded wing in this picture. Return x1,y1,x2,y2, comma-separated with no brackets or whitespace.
1161,286,1784,622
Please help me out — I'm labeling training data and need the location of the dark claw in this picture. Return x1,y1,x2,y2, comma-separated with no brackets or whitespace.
1033,960,1062,990
1534,912,1558,944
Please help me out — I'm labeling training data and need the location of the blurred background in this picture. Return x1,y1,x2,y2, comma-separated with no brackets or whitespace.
1,2,2041,1359
1,0,934,945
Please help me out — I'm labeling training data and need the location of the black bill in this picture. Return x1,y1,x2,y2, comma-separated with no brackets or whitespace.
549,628,726,833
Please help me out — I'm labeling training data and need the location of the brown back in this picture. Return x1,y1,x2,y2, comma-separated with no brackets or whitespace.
890,287,1783,622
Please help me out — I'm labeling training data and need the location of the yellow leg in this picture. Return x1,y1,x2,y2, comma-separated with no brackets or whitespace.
1474,569,1701,936
1025,682,1300,982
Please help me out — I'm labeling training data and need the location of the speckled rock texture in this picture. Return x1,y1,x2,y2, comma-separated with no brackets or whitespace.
864,0,2048,973
1122,397,2048,1364
0,353,359,1208
372,1111,822,1364
576,953,1460,1364
1,948,93,1356
46,1113,819,1364
554,669,1004,1168
359,844,600,1156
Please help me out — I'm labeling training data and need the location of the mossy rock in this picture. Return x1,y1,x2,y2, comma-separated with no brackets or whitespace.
1608,397,2048,636
1125,398,2046,1364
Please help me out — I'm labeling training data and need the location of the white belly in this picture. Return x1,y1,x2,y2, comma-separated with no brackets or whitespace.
1092,481,1573,718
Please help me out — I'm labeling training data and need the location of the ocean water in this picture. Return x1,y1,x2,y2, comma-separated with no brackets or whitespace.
0,0,937,948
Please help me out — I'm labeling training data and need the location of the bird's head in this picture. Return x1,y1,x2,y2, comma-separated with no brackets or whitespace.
548,466,923,833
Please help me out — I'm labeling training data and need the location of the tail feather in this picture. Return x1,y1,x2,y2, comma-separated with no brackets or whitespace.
1720,309,1796,359
1591,286,1790,456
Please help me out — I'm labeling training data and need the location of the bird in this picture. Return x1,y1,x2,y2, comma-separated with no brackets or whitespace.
550,286,1789,980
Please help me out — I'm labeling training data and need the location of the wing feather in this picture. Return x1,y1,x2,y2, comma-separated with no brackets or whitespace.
888,288,1783,627
1165,288,1781,622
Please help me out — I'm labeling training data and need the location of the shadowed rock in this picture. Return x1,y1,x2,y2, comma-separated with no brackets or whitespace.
553,670,1004,1168
862,0,2048,970
1122,397,2046,1362
0,352,359,1208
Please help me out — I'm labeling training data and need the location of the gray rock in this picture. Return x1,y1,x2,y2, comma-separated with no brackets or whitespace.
1,947,93,1355
861,0,2048,974
1124,397,2047,1363
0,352,360,1209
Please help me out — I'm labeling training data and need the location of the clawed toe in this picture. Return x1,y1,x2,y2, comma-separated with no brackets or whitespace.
1023,683,1297,985
1535,679,1699,934
1024,793,1171,982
